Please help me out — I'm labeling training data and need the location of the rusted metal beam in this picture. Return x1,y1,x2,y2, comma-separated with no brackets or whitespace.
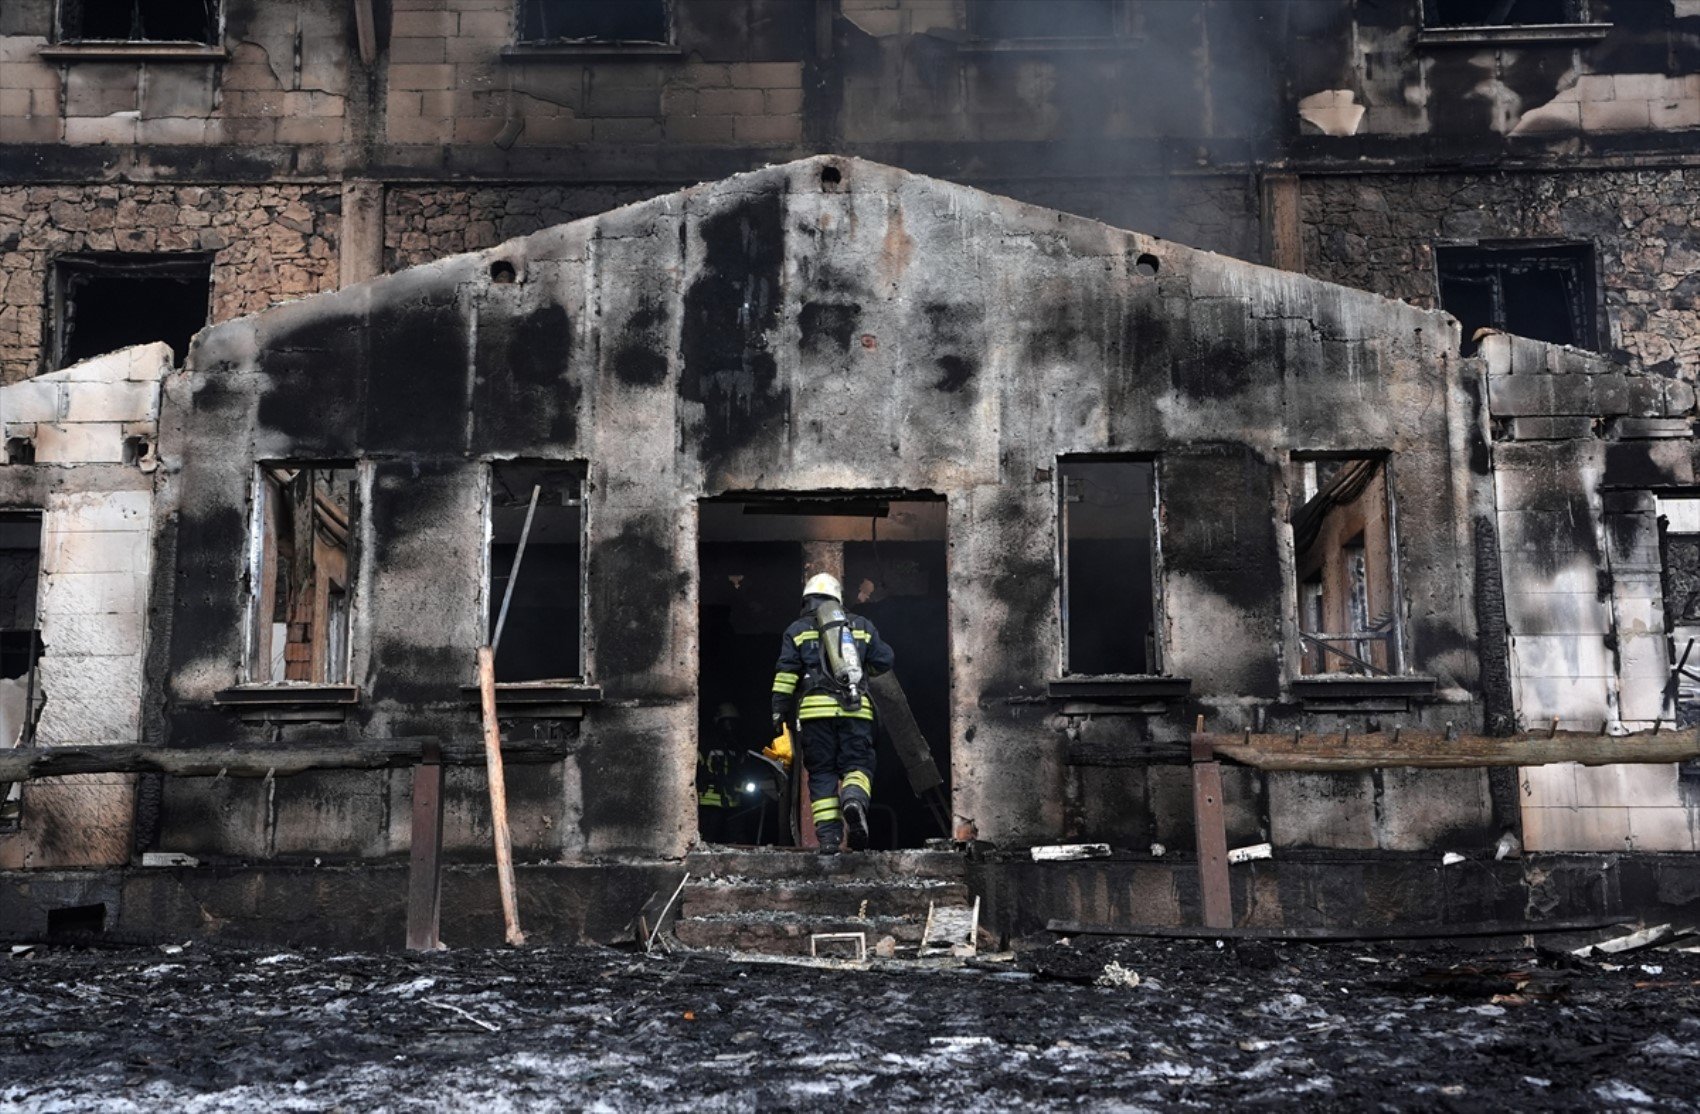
1190,728,1233,931
406,742,444,952
1210,728,1700,772
0,736,575,782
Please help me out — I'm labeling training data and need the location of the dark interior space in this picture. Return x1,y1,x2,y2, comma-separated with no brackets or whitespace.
52,253,212,370
1060,460,1157,676
1425,0,1582,25
698,496,950,850
489,463,583,682
60,0,219,43
1437,242,1596,356
45,903,106,937
518,0,669,44
0,512,42,682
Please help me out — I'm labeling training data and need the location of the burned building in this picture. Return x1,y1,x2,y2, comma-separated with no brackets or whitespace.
1,1,1698,946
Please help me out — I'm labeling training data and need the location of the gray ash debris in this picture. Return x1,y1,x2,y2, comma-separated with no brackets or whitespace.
4,940,1699,1110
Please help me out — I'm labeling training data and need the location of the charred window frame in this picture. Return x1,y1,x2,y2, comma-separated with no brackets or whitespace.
1058,457,1162,677
1422,0,1588,27
49,253,213,373
1656,497,1700,727
968,0,1133,41
1436,242,1598,358
1289,453,1406,677
515,0,672,46
1,512,43,830
56,0,221,44
244,465,360,686
486,462,586,683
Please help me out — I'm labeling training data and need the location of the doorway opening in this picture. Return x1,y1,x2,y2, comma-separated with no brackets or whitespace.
698,493,951,850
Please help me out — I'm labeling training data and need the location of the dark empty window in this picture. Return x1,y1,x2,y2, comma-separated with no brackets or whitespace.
1424,0,1584,26
1437,243,1596,357
970,0,1117,39
1059,459,1159,675
59,0,220,43
517,0,670,44
51,254,212,372
1290,455,1403,676
489,463,584,682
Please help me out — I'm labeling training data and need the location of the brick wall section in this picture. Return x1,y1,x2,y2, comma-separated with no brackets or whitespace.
0,185,341,383
0,0,352,147
1301,169,1700,382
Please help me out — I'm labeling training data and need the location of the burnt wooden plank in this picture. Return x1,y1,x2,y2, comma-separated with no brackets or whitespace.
1210,729,1700,771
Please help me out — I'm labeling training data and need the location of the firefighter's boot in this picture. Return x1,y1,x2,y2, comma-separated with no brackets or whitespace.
812,795,843,855
841,771,872,852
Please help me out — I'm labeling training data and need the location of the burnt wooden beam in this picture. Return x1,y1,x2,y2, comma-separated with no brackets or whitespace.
1209,729,1700,772
0,736,576,782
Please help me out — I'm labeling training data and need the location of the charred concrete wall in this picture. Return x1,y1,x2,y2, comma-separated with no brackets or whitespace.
120,158,1502,864
1483,332,1700,852
0,342,170,868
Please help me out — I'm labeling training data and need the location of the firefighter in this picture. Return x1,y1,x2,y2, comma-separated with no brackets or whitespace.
771,573,894,854
697,702,745,844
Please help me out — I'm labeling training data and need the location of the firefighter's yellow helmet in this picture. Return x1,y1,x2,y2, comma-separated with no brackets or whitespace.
802,573,842,602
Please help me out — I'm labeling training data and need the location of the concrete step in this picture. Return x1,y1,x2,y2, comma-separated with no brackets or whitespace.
685,848,965,883
680,877,970,919
672,911,927,955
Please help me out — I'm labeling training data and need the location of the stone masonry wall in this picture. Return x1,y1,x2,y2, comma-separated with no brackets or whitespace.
1301,168,1700,382
384,183,674,270
0,185,341,384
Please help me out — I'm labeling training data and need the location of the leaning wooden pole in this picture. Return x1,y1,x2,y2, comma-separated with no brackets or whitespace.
479,644,525,946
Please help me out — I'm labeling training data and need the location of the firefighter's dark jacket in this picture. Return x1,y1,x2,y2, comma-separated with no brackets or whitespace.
771,611,894,723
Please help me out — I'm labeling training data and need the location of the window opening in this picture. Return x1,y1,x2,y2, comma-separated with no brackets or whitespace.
1290,456,1402,676
59,0,220,43
1059,459,1159,675
51,254,212,371
1657,497,1700,727
517,0,670,44
488,463,583,682
1424,0,1584,26
1437,243,1596,357
1,512,43,829
969,0,1118,39
246,465,357,685
698,495,950,851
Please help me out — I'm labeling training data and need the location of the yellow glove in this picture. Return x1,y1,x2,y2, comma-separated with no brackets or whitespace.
762,723,794,770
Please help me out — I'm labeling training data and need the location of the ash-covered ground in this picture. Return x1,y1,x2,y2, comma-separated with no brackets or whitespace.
3,937,1698,1111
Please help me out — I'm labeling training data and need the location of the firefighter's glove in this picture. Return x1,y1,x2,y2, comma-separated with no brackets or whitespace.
763,723,794,770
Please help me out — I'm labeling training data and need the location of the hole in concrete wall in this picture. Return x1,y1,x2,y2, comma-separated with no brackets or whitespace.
699,494,951,850
489,260,517,284
1134,253,1160,278
1290,454,1403,676
1657,496,1700,727
1060,459,1159,675
4,437,34,465
1423,0,1583,27
0,511,41,828
517,0,669,44
121,435,152,466
820,165,843,188
246,465,357,684
1437,242,1596,357
488,462,584,682
60,0,221,43
46,902,107,936
50,253,212,371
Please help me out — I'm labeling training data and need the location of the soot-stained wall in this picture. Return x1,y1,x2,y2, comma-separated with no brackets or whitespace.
149,157,1497,861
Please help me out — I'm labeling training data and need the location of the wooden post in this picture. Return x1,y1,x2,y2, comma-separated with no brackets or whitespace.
1190,725,1233,930
405,741,444,951
478,645,525,946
